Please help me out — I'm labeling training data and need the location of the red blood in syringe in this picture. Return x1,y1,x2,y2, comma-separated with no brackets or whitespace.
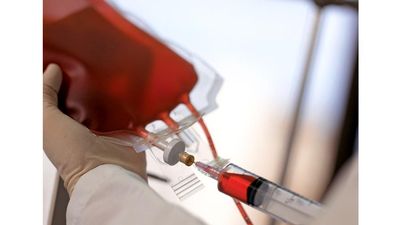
187,94,254,225
218,172,257,204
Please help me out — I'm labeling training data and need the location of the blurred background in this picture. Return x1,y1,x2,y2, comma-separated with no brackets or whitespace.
44,0,358,224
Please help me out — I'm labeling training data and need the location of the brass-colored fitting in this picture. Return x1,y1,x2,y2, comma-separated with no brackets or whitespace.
179,152,195,166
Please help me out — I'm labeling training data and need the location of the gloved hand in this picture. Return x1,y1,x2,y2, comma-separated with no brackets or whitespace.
43,64,147,195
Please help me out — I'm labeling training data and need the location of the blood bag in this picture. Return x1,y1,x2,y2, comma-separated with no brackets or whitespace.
44,0,221,152
44,0,222,202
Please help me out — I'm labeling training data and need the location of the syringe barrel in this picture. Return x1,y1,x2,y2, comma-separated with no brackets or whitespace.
217,163,322,225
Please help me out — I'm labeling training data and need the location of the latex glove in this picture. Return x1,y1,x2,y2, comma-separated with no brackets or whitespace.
43,64,147,195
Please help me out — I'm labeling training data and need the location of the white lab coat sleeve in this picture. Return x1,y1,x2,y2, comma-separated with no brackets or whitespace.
66,164,207,225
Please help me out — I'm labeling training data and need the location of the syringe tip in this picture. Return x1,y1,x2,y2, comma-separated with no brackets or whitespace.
194,161,206,168
195,161,220,180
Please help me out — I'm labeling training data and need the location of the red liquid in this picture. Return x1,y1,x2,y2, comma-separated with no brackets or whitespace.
182,95,218,159
160,112,180,131
44,2,253,223
233,199,254,225
44,1,197,137
218,172,256,203
183,94,254,225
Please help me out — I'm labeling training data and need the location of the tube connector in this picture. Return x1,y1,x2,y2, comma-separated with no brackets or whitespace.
179,152,195,166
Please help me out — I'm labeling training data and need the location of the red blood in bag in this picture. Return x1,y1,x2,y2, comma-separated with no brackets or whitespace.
43,1,197,136
44,2,254,224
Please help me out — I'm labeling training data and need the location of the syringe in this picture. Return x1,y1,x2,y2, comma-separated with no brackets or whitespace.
195,160,323,225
